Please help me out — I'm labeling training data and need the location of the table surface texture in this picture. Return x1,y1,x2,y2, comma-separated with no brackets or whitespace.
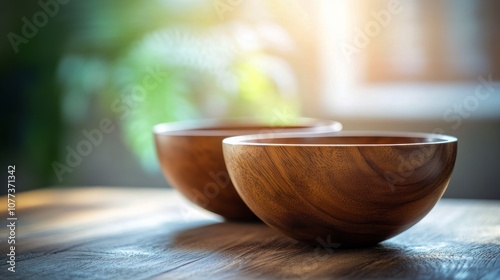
0,187,499,279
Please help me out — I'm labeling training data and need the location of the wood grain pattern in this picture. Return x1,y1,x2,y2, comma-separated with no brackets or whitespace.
223,133,458,247
153,119,342,221
0,188,499,279
155,132,257,220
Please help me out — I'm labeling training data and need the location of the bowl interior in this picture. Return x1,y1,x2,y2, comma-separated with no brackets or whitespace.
154,119,342,137
225,132,457,146
156,125,313,136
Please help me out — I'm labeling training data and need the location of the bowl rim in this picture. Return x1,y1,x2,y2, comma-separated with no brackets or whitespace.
153,118,343,137
222,131,458,147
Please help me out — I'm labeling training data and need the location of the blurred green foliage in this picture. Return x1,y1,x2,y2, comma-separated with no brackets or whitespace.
2,0,301,185
58,1,301,172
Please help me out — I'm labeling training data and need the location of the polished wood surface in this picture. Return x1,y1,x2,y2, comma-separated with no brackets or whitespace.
156,132,257,220
0,187,498,279
153,119,342,220
223,133,458,247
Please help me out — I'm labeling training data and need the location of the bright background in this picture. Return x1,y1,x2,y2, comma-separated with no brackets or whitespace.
1,0,499,198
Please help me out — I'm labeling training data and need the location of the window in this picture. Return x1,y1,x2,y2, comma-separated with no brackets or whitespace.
317,0,500,119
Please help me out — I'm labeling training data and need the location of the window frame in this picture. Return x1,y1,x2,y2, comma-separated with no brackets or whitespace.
315,0,500,120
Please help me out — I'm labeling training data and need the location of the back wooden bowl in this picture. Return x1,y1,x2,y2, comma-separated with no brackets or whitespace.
153,119,342,221
223,132,457,245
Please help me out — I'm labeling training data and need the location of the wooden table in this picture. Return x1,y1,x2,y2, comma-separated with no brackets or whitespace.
1,187,499,279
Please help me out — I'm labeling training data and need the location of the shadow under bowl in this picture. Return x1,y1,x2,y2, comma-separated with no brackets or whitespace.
223,131,457,245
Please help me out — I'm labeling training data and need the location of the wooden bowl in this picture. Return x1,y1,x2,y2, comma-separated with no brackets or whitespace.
153,119,342,221
223,131,457,245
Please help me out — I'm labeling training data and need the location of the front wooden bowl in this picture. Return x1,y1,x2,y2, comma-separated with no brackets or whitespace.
153,119,342,221
223,132,457,245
